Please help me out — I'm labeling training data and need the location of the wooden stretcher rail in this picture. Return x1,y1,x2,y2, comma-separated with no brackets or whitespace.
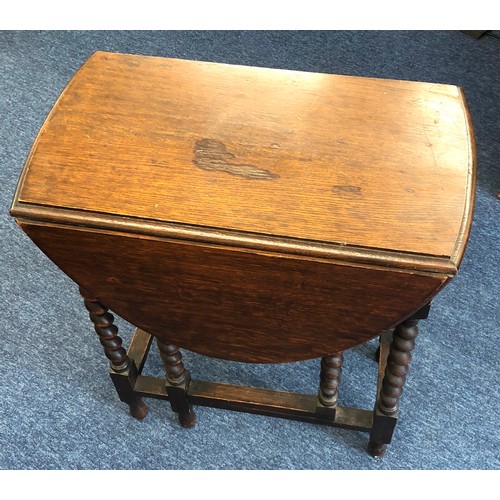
128,328,377,432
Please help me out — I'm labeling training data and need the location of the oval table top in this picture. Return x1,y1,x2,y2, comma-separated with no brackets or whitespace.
13,51,475,272
11,52,476,362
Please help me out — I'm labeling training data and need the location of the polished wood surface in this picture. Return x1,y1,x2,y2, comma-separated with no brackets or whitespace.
10,52,476,455
81,290,130,371
11,51,474,363
15,51,475,261
157,339,196,427
318,353,344,407
19,221,445,363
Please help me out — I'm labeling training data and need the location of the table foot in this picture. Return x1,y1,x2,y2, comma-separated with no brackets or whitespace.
367,441,387,458
129,398,148,420
179,407,197,428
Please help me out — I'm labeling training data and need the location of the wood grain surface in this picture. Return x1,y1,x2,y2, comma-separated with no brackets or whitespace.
15,51,475,260
10,52,476,363
19,222,446,363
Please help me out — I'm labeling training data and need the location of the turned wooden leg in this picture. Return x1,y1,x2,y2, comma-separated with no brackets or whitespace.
378,322,418,415
316,352,344,419
157,340,196,428
80,287,147,419
368,304,430,457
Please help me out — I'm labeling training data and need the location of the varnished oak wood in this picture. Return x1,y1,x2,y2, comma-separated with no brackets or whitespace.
12,51,475,263
318,353,344,407
378,317,420,415
157,340,196,427
79,288,148,418
18,221,446,363
128,330,373,430
11,203,458,274
9,52,476,455
80,289,130,371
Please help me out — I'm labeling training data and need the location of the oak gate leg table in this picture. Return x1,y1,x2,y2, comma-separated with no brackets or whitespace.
10,52,475,457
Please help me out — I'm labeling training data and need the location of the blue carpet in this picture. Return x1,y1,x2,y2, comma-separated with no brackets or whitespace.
0,30,499,470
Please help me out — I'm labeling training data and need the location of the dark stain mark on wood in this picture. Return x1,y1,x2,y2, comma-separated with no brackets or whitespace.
193,139,279,180
332,185,362,195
